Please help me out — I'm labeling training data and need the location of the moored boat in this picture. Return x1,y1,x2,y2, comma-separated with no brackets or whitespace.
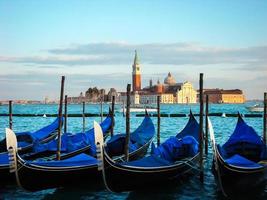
6,114,155,191
96,111,200,192
209,114,267,197
119,105,157,113
246,104,264,112
0,117,62,183
0,115,112,183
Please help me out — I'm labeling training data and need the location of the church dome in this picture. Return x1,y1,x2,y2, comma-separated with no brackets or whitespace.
164,72,176,85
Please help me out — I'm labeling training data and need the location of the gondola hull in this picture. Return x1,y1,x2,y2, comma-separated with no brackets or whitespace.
14,139,152,192
212,153,267,195
16,159,101,191
103,152,200,192
0,165,15,185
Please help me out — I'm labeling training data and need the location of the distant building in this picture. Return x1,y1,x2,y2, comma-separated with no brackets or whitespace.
118,51,197,104
203,89,245,104
176,81,197,104
118,92,140,105
107,88,118,102
142,72,197,104
68,92,86,103
44,96,49,104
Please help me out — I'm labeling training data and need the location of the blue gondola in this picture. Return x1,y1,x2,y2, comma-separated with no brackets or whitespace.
0,117,62,182
0,115,112,183
5,114,155,191
23,115,113,160
96,111,200,192
209,114,267,197
0,117,62,154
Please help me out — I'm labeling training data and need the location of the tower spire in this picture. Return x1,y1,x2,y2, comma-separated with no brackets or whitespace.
132,50,141,92
134,50,139,65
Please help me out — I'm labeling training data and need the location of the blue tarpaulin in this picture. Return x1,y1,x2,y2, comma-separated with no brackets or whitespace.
32,116,112,156
106,116,155,157
121,112,200,167
123,155,172,167
225,154,262,168
219,115,267,167
151,136,199,162
31,153,98,167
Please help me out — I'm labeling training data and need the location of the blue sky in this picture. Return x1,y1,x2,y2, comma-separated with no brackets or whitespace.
0,0,266,100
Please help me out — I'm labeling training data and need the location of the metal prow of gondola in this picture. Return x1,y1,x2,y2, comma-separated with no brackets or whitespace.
208,118,227,197
94,121,112,192
5,128,22,188
94,121,104,171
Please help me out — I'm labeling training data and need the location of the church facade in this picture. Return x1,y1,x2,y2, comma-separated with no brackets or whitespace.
119,51,197,104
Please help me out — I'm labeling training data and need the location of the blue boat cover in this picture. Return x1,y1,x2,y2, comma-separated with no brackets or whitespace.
222,116,267,160
0,153,8,166
30,153,98,167
106,116,155,157
151,136,199,162
225,154,262,168
32,116,112,156
130,116,155,145
176,112,199,141
0,117,62,153
29,117,62,140
223,116,264,148
121,112,200,167
105,134,139,156
122,154,172,167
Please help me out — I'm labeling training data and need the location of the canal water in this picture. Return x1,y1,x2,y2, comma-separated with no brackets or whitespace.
0,103,266,199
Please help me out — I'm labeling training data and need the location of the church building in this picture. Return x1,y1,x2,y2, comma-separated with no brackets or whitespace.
119,51,197,104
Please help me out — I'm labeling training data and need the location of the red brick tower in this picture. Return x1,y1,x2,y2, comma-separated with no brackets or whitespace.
132,50,141,91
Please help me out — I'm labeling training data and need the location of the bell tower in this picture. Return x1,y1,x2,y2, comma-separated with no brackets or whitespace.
132,50,141,91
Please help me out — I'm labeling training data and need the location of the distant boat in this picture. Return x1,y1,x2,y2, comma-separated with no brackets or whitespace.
119,105,157,113
246,104,264,112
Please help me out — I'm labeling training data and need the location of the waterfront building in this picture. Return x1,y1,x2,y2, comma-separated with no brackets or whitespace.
67,92,86,104
160,93,174,104
119,51,198,105
203,89,245,104
139,93,174,104
107,88,118,102
176,81,197,104
141,72,197,104
118,92,140,105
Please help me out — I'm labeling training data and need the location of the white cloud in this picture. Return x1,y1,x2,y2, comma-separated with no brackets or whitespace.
0,42,266,68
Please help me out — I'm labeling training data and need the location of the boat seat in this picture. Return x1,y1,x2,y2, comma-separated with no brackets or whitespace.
225,154,262,168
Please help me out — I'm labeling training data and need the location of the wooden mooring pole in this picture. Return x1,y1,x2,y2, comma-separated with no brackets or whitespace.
64,95,68,133
123,101,125,117
124,84,131,161
205,95,209,155
56,76,65,161
100,96,103,123
199,73,204,182
82,101,85,133
111,96,115,137
264,92,267,144
9,100,12,130
157,95,161,147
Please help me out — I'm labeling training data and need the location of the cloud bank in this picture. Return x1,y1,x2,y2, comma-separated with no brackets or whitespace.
0,42,266,69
